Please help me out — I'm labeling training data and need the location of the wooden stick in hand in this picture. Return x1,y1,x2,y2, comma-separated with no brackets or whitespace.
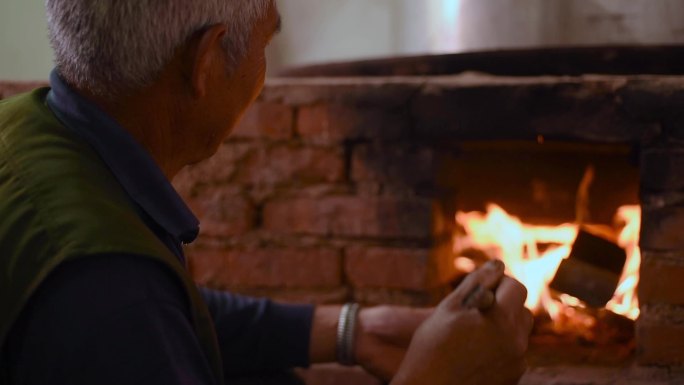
461,259,504,311
462,284,496,311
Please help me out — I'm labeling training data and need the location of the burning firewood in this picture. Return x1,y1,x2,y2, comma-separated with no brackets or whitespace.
549,227,627,308
548,165,628,308
453,198,641,331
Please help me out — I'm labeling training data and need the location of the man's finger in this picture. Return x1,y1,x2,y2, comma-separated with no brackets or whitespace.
462,285,496,310
494,276,528,314
524,308,534,334
442,259,505,310
519,308,534,352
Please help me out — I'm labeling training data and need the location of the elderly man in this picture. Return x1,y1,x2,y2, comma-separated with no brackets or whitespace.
0,1,532,384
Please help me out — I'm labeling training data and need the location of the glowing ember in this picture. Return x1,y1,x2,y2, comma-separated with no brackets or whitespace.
453,204,641,322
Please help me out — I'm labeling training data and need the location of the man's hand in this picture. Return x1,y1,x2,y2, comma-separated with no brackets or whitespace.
391,261,534,385
308,302,432,377
354,305,433,381
309,261,532,384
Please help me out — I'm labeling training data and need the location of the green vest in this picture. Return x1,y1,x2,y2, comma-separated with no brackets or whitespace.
0,89,224,384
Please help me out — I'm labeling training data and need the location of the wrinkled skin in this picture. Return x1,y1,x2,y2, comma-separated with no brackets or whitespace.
355,261,533,385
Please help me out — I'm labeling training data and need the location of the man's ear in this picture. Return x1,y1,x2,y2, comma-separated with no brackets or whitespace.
189,24,228,98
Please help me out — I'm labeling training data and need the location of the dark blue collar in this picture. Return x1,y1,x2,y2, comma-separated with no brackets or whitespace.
46,70,199,246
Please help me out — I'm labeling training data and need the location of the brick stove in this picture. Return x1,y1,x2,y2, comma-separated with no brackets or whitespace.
3,46,684,384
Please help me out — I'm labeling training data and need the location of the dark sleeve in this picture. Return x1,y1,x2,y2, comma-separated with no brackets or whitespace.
200,288,314,375
4,254,218,385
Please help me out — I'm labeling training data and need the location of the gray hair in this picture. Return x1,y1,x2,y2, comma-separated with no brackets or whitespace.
45,0,270,97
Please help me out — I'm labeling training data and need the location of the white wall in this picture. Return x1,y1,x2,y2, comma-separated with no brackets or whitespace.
267,0,401,72
0,0,53,81
267,0,455,72
2,0,684,80
268,0,684,73
454,0,684,52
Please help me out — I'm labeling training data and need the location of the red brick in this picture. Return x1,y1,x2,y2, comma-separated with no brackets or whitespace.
259,78,421,107
263,196,432,239
352,144,436,186
639,253,684,305
189,248,342,289
172,170,199,199
228,287,349,305
411,77,650,143
637,321,684,365
352,287,445,307
297,104,409,145
0,81,48,99
641,148,684,191
176,143,254,189
231,101,293,140
640,205,684,250
235,145,345,185
186,189,255,237
520,367,672,385
345,247,434,290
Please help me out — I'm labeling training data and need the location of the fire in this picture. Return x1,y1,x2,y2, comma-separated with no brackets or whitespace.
606,206,641,319
453,204,641,321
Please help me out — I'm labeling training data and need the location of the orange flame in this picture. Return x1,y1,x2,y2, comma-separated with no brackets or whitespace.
606,206,641,319
454,204,640,321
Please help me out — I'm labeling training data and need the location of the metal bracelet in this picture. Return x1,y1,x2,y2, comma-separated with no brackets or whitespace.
336,302,360,366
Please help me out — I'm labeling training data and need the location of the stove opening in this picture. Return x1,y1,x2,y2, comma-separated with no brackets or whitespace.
436,140,640,366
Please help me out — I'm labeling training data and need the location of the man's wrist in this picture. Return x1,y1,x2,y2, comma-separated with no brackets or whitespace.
308,305,342,364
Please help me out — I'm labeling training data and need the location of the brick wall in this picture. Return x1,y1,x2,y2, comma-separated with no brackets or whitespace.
5,74,684,382
639,146,684,365
174,75,684,377
175,75,664,309
174,79,456,307
625,78,684,367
